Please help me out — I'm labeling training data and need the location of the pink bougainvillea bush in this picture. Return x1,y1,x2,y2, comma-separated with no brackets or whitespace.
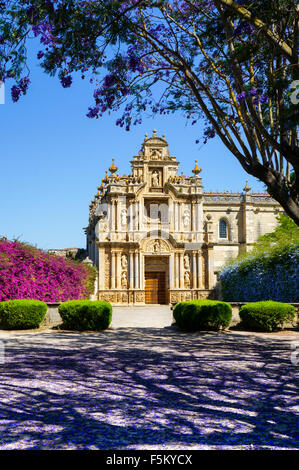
0,239,96,302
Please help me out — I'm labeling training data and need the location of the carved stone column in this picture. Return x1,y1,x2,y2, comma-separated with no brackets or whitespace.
178,204,181,232
134,252,139,289
109,201,113,233
192,251,197,289
139,200,143,231
179,252,184,288
111,252,116,289
114,201,118,232
98,248,105,289
197,252,202,289
134,201,139,232
175,252,179,288
116,252,121,289
140,254,144,289
191,201,196,233
169,253,174,289
174,203,178,232
169,200,174,233
129,251,134,289
128,202,132,233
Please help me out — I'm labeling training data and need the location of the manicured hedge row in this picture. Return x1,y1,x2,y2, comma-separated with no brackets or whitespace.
58,300,112,331
0,299,47,330
239,301,296,332
173,300,232,331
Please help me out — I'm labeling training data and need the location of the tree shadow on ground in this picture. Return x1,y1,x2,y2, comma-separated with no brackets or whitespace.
0,328,298,449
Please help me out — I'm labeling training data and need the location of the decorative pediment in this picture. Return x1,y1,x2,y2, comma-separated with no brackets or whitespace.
144,238,170,254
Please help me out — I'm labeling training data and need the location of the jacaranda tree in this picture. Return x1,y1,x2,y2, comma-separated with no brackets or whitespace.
1,1,298,222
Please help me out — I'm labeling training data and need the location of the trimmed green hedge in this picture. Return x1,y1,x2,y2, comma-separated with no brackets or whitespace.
0,299,47,330
239,301,296,332
58,300,112,331
173,300,232,331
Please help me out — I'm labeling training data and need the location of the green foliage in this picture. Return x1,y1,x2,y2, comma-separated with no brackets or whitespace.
225,214,299,269
0,299,47,330
80,263,98,298
173,300,232,332
250,213,299,254
58,300,112,331
239,301,296,332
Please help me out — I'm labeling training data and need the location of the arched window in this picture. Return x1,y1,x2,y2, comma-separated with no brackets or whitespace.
219,219,228,239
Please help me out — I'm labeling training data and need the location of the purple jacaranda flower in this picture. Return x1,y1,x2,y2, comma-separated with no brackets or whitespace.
237,91,246,102
86,106,99,118
61,75,72,88
19,77,30,93
11,85,21,102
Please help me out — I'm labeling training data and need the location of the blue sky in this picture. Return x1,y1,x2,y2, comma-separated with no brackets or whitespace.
0,41,265,251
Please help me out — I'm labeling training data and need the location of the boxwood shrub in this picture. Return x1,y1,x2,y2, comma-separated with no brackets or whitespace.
0,299,47,330
173,300,232,331
58,300,112,331
239,301,296,332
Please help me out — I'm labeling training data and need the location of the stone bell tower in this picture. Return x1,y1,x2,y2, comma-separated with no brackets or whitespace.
130,129,180,192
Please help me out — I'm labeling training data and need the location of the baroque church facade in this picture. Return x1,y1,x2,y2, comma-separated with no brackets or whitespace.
85,131,282,305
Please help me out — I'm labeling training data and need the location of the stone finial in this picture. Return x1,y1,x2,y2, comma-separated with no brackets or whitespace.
103,171,109,183
144,133,148,140
243,180,251,192
192,160,202,175
109,158,118,174
152,129,157,137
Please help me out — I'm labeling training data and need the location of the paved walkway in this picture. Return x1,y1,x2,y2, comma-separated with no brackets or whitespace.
111,305,174,328
0,306,298,450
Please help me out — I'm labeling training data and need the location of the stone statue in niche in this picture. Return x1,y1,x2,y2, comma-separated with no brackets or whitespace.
184,254,190,270
121,254,128,269
121,209,127,226
152,171,159,187
183,209,190,227
121,271,127,288
184,271,191,288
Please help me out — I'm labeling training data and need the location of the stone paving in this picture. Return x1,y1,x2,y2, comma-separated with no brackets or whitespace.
0,306,298,450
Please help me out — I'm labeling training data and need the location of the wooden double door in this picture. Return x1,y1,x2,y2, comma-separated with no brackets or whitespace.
145,271,167,304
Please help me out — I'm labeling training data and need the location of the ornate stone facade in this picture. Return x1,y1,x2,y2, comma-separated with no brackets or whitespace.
85,131,283,304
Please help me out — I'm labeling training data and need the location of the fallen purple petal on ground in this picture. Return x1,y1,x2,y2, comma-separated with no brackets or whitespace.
0,323,298,450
